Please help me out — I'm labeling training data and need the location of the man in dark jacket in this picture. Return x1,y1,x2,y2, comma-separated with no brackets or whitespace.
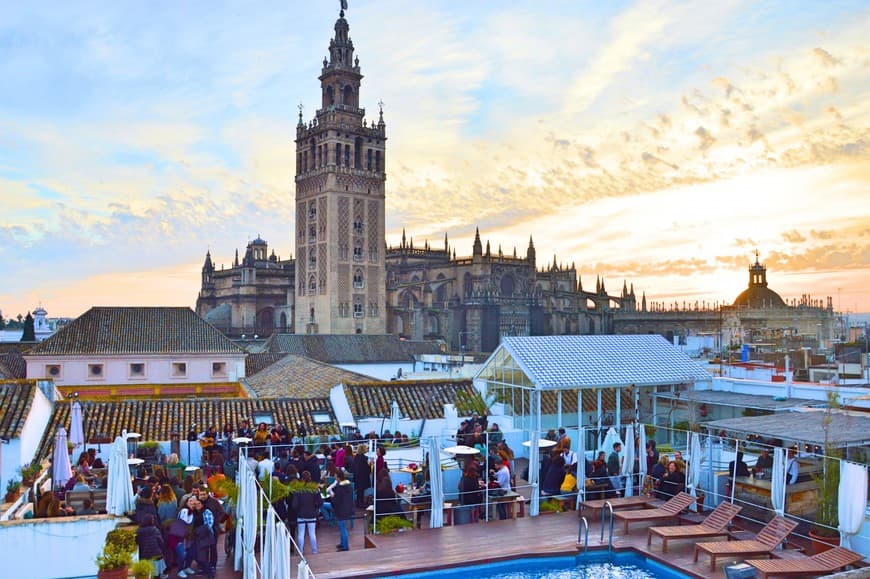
330,470,354,551
351,443,372,508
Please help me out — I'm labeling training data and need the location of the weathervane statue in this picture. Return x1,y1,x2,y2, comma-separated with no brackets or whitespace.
341,0,348,11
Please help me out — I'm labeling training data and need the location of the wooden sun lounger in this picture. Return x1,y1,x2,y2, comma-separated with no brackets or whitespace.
747,546,865,578
612,492,696,534
579,495,658,516
647,502,742,553
693,515,798,572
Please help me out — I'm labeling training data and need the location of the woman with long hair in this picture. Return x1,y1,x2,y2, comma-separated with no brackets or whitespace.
157,483,178,524
351,443,372,508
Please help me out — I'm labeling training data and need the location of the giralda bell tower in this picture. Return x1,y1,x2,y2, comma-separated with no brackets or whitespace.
294,5,387,335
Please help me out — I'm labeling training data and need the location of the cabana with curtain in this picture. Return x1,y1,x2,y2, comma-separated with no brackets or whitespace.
474,335,711,516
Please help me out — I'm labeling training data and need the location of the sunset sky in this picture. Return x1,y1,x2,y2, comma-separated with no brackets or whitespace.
1,1,868,320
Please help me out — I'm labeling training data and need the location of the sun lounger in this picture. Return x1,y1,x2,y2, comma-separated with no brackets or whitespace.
647,502,742,553
747,546,864,578
579,495,658,516
693,515,798,571
612,492,696,534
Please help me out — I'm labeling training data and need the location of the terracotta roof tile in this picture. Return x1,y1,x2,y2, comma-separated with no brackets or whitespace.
246,353,289,377
36,397,337,461
0,351,26,379
344,380,476,420
27,307,244,356
0,379,39,439
245,355,373,398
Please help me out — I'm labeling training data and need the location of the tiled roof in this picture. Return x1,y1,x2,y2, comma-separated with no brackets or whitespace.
245,355,373,398
0,342,33,354
264,334,442,363
0,351,26,379
35,397,337,461
0,380,39,439
498,335,711,389
344,380,476,420
26,307,244,356
246,353,288,377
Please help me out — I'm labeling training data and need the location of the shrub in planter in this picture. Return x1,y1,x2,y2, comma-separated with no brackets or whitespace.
18,462,40,485
95,544,132,579
5,478,22,502
374,514,413,534
539,498,562,513
130,558,155,579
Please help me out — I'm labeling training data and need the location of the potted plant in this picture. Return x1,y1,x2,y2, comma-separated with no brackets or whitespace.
5,478,22,503
374,514,414,534
18,462,40,486
130,558,155,579
136,441,159,459
809,392,841,554
95,544,132,579
538,498,562,514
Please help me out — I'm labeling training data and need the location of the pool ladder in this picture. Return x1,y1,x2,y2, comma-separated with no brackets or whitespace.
599,501,615,551
577,516,589,552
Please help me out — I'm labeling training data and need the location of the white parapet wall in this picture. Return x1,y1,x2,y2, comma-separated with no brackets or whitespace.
0,515,127,579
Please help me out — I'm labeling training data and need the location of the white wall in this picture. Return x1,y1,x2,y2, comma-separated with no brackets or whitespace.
0,440,22,494
335,362,413,381
701,376,870,410
25,354,246,386
0,516,124,579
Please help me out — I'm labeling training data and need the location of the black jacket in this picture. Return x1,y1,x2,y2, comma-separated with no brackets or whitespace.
351,453,371,490
291,488,322,520
136,525,165,560
331,481,354,520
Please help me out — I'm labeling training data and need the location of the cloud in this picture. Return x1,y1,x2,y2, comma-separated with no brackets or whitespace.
812,47,840,67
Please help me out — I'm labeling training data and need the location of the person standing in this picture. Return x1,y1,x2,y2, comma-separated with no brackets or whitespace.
607,442,623,494
292,470,322,555
351,443,372,508
493,457,511,520
660,461,686,499
136,514,168,579
330,470,354,551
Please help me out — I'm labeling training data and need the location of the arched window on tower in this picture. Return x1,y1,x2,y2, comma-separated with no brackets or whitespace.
344,144,350,167
500,275,515,296
353,240,363,262
367,149,373,170
354,137,363,168
353,268,364,289
308,276,317,294
335,143,342,166
463,273,473,297
342,85,354,107
375,150,381,172
303,151,308,173
325,85,335,107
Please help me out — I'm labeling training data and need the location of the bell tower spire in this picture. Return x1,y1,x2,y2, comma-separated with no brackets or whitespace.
295,5,387,335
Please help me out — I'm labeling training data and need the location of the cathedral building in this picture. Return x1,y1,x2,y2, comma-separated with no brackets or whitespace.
194,8,834,359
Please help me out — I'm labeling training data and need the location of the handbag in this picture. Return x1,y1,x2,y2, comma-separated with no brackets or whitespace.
560,473,577,493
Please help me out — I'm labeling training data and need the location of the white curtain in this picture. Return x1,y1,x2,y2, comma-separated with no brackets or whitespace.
389,400,400,434
238,454,259,578
575,426,587,509
106,434,134,516
528,430,540,516
427,436,443,528
69,401,85,455
637,424,647,481
296,560,311,579
838,461,869,548
687,432,702,512
771,447,786,516
52,427,73,489
621,424,635,497
601,426,622,456
262,507,275,579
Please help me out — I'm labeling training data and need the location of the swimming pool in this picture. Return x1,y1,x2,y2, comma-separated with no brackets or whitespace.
372,551,690,579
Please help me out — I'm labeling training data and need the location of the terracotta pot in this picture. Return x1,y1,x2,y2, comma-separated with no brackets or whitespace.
96,568,128,579
808,528,839,554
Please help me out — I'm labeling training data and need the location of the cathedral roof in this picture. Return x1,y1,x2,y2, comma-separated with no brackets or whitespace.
732,285,787,309
26,307,244,356
264,334,442,364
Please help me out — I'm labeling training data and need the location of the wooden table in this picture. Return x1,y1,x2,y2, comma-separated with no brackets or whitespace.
485,490,521,520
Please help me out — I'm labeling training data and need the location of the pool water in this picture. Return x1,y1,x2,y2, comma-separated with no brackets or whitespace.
373,551,689,579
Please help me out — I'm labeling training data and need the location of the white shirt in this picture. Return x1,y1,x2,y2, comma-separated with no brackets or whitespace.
786,458,799,484
495,465,511,490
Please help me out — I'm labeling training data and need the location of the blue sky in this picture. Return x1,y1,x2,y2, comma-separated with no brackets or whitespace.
1,0,868,318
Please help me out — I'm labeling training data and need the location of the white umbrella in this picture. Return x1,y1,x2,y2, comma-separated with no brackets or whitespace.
106,433,135,515
528,430,540,517
771,447,786,516
443,445,478,456
389,400,400,434
620,424,635,497
687,432,702,512
52,426,73,489
601,426,622,456
69,401,85,456
839,461,869,548
427,436,444,528
521,439,558,449
638,424,648,481
575,426,587,509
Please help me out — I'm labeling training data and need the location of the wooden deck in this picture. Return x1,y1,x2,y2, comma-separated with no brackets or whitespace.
304,509,757,579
